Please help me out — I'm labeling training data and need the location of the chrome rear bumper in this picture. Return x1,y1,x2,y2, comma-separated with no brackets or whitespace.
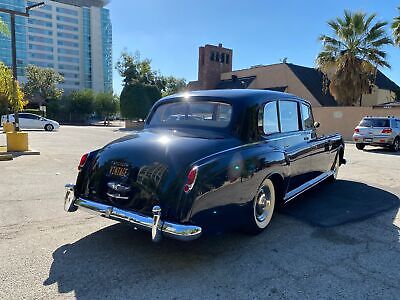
64,184,202,242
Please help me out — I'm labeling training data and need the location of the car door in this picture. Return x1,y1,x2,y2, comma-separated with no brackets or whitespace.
18,113,31,129
273,100,311,192
28,114,44,129
301,103,335,176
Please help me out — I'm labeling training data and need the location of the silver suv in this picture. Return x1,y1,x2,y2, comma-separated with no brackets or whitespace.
353,116,400,151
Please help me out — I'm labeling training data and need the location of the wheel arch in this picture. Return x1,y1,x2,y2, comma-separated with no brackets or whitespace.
261,172,285,209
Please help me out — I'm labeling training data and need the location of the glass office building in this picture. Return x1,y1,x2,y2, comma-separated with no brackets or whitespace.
0,0,112,93
0,0,27,77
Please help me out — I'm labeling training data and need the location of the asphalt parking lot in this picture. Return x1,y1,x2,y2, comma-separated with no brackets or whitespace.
0,126,399,299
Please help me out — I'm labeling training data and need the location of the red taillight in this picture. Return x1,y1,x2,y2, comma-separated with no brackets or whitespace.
381,128,392,134
183,166,198,193
78,153,88,170
354,128,360,133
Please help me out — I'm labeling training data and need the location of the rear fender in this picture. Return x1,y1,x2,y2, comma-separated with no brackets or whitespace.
183,145,287,227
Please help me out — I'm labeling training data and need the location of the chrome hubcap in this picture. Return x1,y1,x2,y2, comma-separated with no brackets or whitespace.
255,189,272,222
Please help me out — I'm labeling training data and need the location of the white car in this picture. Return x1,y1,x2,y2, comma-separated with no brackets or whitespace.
1,113,60,131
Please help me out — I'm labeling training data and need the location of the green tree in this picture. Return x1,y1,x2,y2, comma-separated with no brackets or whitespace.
317,10,392,106
120,83,161,120
116,50,185,119
116,50,161,87
0,63,26,119
94,92,119,124
392,7,400,46
0,16,9,37
22,65,64,106
160,76,187,97
67,90,95,123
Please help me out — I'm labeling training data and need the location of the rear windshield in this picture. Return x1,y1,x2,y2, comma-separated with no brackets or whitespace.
359,118,389,127
148,101,232,128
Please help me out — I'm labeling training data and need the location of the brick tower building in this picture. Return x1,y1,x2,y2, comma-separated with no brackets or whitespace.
188,43,233,90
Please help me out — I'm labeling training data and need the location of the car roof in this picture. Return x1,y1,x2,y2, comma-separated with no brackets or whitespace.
160,89,311,106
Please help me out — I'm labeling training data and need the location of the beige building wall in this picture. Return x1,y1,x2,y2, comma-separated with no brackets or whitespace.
361,87,395,106
313,106,400,140
221,64,322,106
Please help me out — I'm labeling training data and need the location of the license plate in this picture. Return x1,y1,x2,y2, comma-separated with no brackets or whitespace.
364,138,372,142
109,163,129,177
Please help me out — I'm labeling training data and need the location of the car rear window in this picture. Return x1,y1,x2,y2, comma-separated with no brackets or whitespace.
148,101,232,128
359,118,390,127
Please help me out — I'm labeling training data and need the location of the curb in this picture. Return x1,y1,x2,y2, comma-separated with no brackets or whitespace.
0,153,13,161
9,149,41,157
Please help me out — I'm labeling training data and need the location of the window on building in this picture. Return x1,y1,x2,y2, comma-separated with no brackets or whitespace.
57,24,78,32
215,52,220,62
29,52,53,60
300,103,314,130
279,101,300,132
58,48,79,55
260,101,279,135
57,32,78,40
30,10,51,19
28,18,52,27
221,53,225,63
28,27,52,36
210,51,215,61
29,44,53,52
56,7,78,16
28,35,53,44
58,40,79,48
56,15,78,24
58,56,79,63
59,64,79,71
226,54,230,64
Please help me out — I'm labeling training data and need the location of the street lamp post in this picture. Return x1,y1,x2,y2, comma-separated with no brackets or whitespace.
0,2,45,131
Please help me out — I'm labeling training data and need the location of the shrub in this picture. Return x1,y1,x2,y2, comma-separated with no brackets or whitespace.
120,83,161,120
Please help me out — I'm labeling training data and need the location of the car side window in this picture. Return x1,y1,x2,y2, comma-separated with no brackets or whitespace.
278,101,299,132
300,103,314,130
21,114,36,120
262,101,279,135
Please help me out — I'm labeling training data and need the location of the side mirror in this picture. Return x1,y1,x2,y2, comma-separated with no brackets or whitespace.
314,121,320,129
40,117,45,121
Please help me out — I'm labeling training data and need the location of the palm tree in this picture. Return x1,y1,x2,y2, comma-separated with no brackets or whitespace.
392,7,400,45
0,16,9,37
317,10,392,106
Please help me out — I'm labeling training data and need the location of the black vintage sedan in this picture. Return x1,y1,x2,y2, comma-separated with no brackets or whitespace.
64,90,345,242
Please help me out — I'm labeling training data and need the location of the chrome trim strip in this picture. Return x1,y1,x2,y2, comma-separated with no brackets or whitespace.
284,170,334,203
74,197,202,242
106,192,129,200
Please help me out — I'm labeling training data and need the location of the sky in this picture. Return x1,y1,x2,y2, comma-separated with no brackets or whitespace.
107,0,400,95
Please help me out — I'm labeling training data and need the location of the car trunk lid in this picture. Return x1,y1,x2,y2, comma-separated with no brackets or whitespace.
80,129,240,220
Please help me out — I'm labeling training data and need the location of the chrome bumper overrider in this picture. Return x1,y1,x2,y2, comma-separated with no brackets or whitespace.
64,184,202,242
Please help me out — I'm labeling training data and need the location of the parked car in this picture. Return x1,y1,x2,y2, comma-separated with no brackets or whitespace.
353,116,400,151
64,90,346,242
1,113,60,131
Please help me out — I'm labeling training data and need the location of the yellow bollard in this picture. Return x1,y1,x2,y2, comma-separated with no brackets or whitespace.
2,122,15,133
6,132,29,152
